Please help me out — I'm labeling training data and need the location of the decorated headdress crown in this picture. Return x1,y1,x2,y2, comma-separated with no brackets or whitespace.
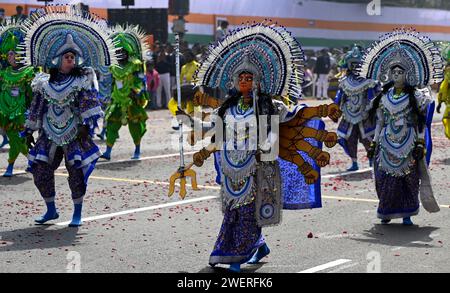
111,24,150,60
0,18,25,61
343,45,363,68
194,21,305,98
359,28,444,87
232,54,261,88
18,5,119,70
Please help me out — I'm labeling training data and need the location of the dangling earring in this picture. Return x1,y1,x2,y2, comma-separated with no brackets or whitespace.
52,57,59,66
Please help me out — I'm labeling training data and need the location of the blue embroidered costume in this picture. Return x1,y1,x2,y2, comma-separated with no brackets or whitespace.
21,6,119,227
360,28,442,224
169,23,342,272
335,45,380,171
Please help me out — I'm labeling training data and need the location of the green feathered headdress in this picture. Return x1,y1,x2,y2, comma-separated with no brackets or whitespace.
436,41,450,63
0,19,25,62
112,24,149,60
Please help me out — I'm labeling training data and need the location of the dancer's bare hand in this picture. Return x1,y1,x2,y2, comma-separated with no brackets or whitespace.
26,133,35,149
413,143,425,161
78,125,89,141
367,142,377,160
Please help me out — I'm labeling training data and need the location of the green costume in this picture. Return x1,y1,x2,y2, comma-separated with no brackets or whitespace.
102,25,150,160
0,21,36,176
0,66,35,162
106,59,149,146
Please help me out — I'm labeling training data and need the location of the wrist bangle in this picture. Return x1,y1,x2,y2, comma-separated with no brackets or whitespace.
317,130,328,142
309,148,322,159
318,105,328,117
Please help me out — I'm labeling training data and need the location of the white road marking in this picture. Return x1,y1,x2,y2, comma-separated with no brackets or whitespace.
314,233,363,240
5,140,450,227
56,195,219,226
391,247,405,251
298,259,352,273
4,166,373,180
327,262,360,273
323,196,378,203
0,151,197,175
95,151,196,166
322,168,372,179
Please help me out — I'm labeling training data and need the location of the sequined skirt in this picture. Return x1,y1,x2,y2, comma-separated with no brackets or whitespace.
375,163,420,220
209,201,265,265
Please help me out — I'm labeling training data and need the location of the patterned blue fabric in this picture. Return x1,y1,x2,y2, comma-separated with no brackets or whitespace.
425,101,435,166
280,119,324,210
334,89,344,105
375,163,420,220
338,137,351,158
213,151,222,185
209,201,265,265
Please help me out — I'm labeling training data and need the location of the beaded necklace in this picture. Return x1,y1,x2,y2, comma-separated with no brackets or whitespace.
237,97,251,113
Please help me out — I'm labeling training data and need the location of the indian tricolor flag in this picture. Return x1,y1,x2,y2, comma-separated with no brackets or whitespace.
168,0,450,49
2,0,450,49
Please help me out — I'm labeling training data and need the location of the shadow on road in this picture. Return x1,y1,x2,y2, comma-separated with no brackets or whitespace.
350,224,440,248
441,158,450,165
96,160,142,171
0,175,32,186
0,225,83,252
195,263,266,273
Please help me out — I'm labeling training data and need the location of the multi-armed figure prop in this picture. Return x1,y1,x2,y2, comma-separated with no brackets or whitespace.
168,22,342,199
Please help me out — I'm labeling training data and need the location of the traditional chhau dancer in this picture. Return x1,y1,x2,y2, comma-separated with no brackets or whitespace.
437,46,450,139
334,45,380,172
21,6,119,227
168,22,342,272
101,24,150,161
362,28,442,225
0,19,37,177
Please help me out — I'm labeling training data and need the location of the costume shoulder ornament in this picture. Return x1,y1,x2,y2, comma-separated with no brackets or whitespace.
358,28,444,87
18,5,119,70
340,75,378,96
194,21,305,98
